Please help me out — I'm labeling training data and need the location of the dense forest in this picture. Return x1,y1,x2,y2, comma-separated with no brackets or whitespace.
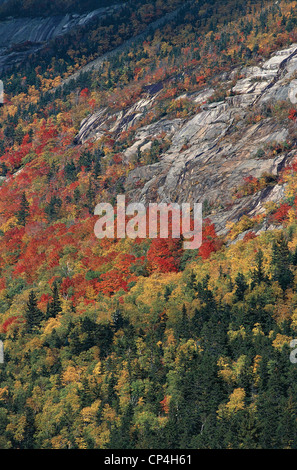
1,0,297,449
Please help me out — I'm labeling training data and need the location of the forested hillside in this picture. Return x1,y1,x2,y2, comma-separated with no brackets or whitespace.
1,0,297,449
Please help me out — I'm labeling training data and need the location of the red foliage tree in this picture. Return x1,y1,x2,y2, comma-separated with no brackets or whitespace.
147,238,182,273
271,203,291,224
199,219,221,260
288,109,297,121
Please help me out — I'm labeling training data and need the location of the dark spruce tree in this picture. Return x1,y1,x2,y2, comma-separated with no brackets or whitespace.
251,249,268,288
17,192,30,226
46,282,62,318
271,234,294,291
234,272,248,302
176,304,190,341
24,291,44,333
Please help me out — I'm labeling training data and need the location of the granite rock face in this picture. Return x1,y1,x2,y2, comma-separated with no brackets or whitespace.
76,43,297,235
0,5,121,72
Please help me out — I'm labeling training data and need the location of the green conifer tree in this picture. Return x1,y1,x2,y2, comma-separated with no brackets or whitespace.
24,291,44,333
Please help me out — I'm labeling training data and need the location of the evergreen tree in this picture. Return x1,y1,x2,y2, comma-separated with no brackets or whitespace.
108,403,134,449
17,192,30,226
112,308,125,331
176,304,190,340
164,285,171,302
45,195,62,221
24,291,44,333
64,160,77,182
251,249,267,288
234,272,248,301
271,234,294,291
46,282,62,318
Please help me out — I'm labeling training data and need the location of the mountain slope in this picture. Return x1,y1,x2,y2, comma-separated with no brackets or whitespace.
0,4,123,72
1,0,297,450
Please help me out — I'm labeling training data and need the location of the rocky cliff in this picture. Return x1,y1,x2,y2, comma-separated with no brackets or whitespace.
75,43,297,236
0,4,121,72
